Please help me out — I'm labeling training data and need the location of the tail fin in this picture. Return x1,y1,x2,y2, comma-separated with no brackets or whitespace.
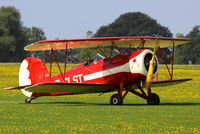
19,57,51,97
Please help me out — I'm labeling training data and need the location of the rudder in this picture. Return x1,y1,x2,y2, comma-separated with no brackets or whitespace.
19,57,51,97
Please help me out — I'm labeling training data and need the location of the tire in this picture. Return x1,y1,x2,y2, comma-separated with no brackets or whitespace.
25,98,31,104
110,94,123,105
147,93,160,105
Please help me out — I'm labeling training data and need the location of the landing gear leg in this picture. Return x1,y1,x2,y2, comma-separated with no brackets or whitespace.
25,97,37,104
129,83,160,105
110,82,124,105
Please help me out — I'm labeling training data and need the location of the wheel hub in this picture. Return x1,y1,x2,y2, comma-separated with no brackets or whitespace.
113,98,118,104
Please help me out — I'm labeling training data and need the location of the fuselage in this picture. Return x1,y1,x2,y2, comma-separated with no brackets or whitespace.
51,49,158,87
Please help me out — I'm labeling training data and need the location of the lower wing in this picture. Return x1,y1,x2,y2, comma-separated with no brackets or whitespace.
150,78,192,87
4,78,192,93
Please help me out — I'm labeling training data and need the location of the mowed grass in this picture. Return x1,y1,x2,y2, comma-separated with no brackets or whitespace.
0,63,200,133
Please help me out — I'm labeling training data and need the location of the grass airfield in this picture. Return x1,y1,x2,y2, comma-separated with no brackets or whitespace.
0,64,200,133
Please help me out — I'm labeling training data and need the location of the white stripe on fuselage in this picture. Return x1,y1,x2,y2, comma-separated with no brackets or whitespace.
83,63,130,81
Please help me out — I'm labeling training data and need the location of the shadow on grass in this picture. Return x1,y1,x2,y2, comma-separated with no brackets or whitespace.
160,103,200,106
20,101,200,106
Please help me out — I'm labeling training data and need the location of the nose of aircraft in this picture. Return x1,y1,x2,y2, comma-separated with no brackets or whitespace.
129,49,159,78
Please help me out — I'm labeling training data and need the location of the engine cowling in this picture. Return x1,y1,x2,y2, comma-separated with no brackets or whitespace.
129,49,159,79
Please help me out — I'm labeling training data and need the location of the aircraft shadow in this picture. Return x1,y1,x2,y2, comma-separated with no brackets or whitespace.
159,102,200,106
21,102,200,106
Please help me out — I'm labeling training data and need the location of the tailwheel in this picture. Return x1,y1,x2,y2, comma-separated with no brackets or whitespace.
25,98,31,104
25,97,37,104
147,93,160,105
110,94,123,105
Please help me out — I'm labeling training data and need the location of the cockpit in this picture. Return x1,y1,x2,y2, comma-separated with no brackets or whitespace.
84,49,121,66
94,53,105,62
111,49,120,58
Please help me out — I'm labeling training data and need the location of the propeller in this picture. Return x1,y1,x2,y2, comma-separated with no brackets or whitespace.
145,38,159,90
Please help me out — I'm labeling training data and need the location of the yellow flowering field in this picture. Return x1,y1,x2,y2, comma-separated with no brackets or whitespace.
0,63,200,133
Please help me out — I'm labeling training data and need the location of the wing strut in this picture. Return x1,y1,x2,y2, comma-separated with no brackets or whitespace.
158,45,174,80
44,50,47,81
45,44,69,82
64,44,68,81
171,42,175,79
49,48,65,81
97,45,108,59
50,48,53,77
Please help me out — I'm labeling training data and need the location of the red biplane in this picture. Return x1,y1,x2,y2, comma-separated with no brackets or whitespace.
4,37,192,105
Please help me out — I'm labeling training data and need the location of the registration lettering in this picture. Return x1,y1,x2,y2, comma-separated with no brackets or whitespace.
72,74,83,83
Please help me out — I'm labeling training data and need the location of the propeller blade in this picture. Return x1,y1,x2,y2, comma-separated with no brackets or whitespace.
145,38,159,90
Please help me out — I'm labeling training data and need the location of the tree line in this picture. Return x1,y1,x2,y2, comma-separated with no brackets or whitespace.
0,6,199,64
0,6,46,62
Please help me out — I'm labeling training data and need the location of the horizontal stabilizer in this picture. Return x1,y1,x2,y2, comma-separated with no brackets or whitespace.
4,85,31,90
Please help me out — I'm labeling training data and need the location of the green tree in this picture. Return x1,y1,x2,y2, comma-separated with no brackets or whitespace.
174,26,200,64
23,26,46,43
86,30,93,38
0,6,23,62
23,26,47,59
0,6,47,62
94,12,172,37
92,12,173,64
176,33,185,38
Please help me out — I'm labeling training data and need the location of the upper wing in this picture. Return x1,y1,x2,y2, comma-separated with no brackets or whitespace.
24,37,191,51
15,82,117,94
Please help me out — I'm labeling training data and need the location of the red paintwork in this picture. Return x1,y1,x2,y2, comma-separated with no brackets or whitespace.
51,50,146,84
26,57,51,84
27,49,148,97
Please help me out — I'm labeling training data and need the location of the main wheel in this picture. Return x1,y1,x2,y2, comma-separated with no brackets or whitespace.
147,93,160,105
110,94,123,105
